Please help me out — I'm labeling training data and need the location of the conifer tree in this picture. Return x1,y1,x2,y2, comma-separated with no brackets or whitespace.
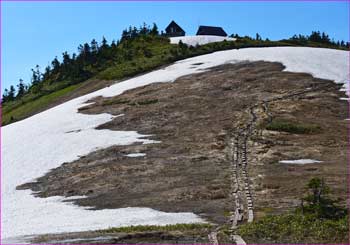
16,79,26,98
2,88,9,103
8,85,16,101
31,65,42,86
255,33,261,41
101,36,108,49
151,23,159,35
51,57,60,71
90,39,99,55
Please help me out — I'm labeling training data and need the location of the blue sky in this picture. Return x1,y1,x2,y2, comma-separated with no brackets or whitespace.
2,1,349,93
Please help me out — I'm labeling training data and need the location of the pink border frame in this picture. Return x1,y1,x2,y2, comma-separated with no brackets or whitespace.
0,0,349,244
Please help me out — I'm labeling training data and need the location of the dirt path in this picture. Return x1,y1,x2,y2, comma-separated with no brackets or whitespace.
208,230,219,245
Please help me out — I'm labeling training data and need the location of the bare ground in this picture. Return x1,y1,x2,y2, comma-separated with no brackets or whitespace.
18,61,349,243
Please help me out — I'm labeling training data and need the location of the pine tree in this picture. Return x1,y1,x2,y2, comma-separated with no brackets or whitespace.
90,39,99,54
51,57,60,71
121,29,128,41
83,43,91,55
101,36,108,49
8,85,16,101
302,178,345,219
2,88,9,103
151,23,159,36
43,65,51,80
31,65,42,86
131,27,138,39
62,52,71,66
140,22,148,35
255,33,261,41
16,79,26,97
111,40,117,49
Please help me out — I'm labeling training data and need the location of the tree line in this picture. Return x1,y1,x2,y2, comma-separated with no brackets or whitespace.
2,23,160,104
289,31,349,48
2,26,348,104
231,30,349,48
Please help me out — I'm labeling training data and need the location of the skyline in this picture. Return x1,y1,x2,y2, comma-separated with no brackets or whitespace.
2,1,349,92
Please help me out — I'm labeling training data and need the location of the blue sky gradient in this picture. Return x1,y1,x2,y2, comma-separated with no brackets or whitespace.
2,1,349,92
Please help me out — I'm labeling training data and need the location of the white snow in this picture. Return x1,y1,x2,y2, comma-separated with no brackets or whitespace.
126,153,146,157
2,46,348,241
170,35,235,46
279,159,323,165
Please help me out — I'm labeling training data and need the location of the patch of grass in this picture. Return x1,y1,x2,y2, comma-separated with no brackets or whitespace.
97,223,212,234
137,98,159,105
237,213,348,244
2,83,81,125
264,119,321,134
102,98,130,106
223,210,232,217
127,98,159,106
258,207,275,215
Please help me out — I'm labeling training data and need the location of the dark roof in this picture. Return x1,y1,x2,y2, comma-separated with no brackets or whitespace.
165,20,185,33
196,25,227,36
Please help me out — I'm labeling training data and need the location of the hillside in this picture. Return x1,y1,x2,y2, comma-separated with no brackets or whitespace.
3,46,349,244
2,28,349,126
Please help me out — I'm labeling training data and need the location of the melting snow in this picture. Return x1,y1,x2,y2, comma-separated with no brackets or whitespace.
170,35,236,46
126,153,146,157
279,159,323,165
2,46,348,240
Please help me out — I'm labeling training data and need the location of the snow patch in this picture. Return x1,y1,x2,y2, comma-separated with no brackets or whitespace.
170,35,235,46
126,153,146,157
279,159,323,165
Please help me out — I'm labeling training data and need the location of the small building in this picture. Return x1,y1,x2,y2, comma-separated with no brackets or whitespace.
165,20,185,37
196,25,227,37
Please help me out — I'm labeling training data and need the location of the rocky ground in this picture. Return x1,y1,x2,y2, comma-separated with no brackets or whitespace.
18,61,349,243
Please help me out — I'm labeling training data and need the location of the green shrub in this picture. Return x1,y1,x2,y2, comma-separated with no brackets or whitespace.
238,178,348,243
265,119,321,134
238,213,348,244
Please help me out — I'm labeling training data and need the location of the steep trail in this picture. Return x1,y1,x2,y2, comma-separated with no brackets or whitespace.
208,230,219,245
214,82,338,245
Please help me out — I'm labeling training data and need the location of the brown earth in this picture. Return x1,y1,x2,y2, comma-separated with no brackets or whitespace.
18,61,349,242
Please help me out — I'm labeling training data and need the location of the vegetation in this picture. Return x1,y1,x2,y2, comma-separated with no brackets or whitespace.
97,223,212,234
2,83,81,124
232,31,349,50
283,31,350,50
237,178,348,243
2,24,349,125
264,119,322,134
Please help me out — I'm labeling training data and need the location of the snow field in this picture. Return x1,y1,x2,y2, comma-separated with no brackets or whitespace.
170,35,236,46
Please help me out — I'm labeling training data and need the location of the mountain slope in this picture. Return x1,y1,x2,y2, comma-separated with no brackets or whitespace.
2,47,349,243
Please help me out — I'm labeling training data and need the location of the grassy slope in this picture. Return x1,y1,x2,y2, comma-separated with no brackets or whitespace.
236,213,349,244
2,83,81,124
